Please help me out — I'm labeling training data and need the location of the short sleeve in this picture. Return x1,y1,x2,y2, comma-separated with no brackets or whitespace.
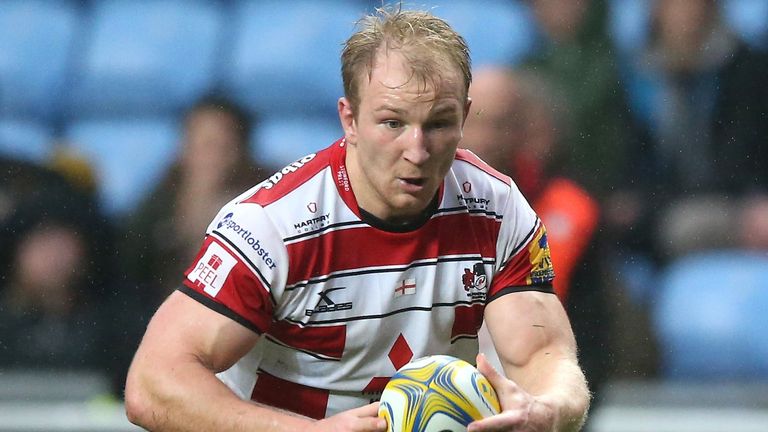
488,183,555,301
180,201,288,334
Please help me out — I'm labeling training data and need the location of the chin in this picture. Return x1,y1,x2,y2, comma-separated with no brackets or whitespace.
390,195,433,216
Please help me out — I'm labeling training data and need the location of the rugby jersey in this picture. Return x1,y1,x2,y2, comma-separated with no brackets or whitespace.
180,138,555,419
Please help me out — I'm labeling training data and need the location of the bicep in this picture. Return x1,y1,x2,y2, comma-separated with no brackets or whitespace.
136,290,260,373
483,291,577,391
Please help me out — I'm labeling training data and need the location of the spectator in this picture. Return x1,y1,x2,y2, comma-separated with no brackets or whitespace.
462,66,614,418
0,154,136,395
122,95,272,304
523,0,636,198
619,0,768,263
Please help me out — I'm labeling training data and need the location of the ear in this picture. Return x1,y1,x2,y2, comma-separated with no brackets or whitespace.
338,97,357,145
460,97,472,138
461,97,472,128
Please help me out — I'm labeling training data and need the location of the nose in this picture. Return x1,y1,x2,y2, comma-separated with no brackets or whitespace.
402,126,429,165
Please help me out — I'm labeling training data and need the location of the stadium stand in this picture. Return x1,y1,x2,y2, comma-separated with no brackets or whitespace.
63,118,178,216
65,0,224,118
0,118,54,163
222,0,362,118
0,0,80,120
423,0,536,66
253,115,343,167
653,251,768,380
1,1,767,431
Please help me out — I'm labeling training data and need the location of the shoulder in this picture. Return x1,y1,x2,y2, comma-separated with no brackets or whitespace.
449,149,525,216
239,139,344,208
454,148,511,187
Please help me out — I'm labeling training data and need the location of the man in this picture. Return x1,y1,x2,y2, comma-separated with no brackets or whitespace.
463,66,609,426
125,8,590,432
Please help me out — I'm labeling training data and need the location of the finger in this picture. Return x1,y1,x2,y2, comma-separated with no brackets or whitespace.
357,416,387,431
351,401,381,417
468,410,525,432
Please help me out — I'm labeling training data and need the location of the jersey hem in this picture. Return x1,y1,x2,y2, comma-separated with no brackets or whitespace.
177,285,264,335
486,284,555,304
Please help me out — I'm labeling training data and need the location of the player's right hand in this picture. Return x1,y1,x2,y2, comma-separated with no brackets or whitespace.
310,402,387,432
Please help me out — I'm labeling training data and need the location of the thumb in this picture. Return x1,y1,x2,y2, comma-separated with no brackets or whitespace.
476,352,503,383
476,352,510,397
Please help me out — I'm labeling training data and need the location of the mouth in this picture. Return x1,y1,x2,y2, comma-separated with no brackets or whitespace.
401,177,425,186
398,177,427,193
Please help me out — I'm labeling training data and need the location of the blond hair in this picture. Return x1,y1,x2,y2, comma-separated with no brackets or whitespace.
341,6,472,113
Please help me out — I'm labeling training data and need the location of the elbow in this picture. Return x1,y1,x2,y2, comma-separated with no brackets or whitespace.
124,367,154,428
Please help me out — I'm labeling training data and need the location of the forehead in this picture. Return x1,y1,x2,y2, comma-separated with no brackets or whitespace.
359,48,465,109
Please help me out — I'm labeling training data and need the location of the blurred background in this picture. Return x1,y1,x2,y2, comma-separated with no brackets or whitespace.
0,0,766,431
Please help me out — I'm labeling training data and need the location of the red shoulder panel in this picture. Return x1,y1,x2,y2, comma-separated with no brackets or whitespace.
455,148,511,186
241,139,342,207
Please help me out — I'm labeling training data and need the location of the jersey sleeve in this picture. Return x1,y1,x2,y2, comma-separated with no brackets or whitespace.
488,182,556,302
180,200,288,334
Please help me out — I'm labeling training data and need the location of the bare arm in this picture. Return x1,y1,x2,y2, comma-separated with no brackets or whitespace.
470,291,590,432
125,291,385,432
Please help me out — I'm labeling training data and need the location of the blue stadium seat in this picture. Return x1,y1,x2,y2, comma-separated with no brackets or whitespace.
64,118,179,216
422,0,536,67
66,0,223,118
0,118,55,163
723,0,768,49
653,251,768,380
607,0,652,57
253,116,343,168
223,0,362,117
0,0,80,119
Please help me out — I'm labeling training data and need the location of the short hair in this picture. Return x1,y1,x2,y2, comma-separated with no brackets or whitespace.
341,6,472,114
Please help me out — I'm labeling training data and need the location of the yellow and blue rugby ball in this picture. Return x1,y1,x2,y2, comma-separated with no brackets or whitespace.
378,355,501,432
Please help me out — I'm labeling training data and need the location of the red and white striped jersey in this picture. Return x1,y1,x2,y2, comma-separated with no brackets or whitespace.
180,138,555,419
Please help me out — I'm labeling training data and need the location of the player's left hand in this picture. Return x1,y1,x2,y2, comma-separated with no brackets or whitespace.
467,354,557,432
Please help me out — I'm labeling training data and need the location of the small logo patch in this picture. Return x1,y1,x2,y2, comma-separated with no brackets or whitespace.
187,243,237,298
528,226,555,285
394,279,416,298
305,287,353,316
462,263,488,301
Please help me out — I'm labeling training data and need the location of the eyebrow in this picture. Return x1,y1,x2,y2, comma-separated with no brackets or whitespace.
373,105,407,114
431,103,461,115
372,101,461,116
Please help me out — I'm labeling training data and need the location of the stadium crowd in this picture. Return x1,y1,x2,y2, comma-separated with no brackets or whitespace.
1,0,767,416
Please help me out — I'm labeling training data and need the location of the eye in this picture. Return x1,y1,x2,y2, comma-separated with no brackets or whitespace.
426,119,455,130
383,120,402,129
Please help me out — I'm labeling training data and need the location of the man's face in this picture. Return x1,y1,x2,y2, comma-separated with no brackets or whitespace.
182,109,242,178
339,49,469,223
462,69,522,170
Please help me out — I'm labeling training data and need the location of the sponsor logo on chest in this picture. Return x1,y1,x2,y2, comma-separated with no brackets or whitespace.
293,213,331,232
305,287,353,316
462,263,488,301
456,194,491,210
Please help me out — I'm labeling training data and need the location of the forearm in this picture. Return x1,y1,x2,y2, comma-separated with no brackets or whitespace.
125,353,313,432
532,358,590,432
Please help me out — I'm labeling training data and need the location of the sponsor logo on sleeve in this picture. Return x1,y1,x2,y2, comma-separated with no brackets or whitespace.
187,242,237,298
527,226,555,285
215,212,277,270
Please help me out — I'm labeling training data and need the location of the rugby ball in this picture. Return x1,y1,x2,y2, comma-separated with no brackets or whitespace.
378,355,501,432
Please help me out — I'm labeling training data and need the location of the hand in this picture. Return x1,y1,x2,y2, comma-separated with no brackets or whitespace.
467,354,557,432
310,402,387,432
